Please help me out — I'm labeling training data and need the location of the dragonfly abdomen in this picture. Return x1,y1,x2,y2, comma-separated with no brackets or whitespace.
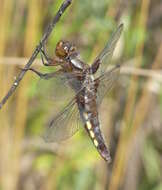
80,74,111,162
83,110,111,163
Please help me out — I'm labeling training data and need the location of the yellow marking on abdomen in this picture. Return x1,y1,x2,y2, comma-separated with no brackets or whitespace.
93,139,99,147
86,121,92,130
89,130,95,138
84,112,92,130
83,112,99,148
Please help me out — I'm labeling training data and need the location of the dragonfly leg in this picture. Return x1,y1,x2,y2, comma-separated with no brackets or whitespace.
40,47,63,67
39,45,54,66
21,68,63,80
41,44,53,62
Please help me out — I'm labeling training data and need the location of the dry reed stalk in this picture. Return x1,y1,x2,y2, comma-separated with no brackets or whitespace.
120,43,162,190
131,44,162,132
11,1,42,189
0,0,15,190
109,0,151,189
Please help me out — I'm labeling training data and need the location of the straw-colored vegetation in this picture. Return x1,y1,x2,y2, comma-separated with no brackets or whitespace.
0,0,162,190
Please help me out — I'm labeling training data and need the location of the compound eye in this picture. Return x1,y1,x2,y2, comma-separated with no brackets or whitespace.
63,46,68,51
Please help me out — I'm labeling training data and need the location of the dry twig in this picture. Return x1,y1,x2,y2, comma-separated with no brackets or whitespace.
0,0,72,109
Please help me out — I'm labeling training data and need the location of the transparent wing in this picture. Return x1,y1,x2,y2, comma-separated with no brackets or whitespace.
43,97,82,142
92,24,123,76
30,69,85,143
96,65,120,105
36,70,83,102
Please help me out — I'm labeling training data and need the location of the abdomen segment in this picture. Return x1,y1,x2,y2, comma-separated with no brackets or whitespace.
83,112,111,163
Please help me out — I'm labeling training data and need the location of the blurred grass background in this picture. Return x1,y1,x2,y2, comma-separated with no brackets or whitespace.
0,0,162,190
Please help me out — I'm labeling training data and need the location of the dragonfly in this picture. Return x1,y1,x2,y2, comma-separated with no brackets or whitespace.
26,23,123,163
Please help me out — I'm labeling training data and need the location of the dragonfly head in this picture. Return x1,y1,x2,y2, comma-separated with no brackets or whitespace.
55,40,77,59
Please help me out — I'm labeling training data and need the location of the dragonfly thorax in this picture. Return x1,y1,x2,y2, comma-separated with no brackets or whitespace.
84,72,96,95
70,58,83,70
